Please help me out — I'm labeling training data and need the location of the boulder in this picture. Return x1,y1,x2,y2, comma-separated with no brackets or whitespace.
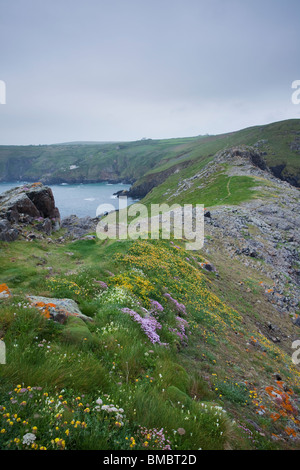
27,295,93,323
61,215,98,239
26,184,60,219
0,220,19,242
0,183,60,241
0,283,12,299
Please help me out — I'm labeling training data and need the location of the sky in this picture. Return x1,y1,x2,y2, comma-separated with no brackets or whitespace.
0,0,299,145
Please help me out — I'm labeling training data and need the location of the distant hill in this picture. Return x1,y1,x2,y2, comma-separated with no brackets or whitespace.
0,119,299,188
53,141,120,146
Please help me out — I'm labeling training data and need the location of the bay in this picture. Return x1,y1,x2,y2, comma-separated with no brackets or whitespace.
0,182,137,218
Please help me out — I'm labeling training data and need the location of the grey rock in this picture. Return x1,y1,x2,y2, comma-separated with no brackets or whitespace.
0,183,60,242
27,295,94,323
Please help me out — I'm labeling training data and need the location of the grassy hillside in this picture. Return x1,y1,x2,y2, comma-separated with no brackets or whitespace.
0,120,299,187
128,119,300,198
1,233,300,450
0,119,300,451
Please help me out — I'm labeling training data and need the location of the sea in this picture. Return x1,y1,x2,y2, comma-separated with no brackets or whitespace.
0,182,138,219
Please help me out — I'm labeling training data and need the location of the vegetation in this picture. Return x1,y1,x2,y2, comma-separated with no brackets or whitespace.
0,232,300,450
0,118,300,450
0,119,299,187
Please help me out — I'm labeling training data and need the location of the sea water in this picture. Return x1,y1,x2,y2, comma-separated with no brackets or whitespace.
0,182,137,218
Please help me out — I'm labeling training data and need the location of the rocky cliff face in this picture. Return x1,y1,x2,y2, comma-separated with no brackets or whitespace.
0,183,60,241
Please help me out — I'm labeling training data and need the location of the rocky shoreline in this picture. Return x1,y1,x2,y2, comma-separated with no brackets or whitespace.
0,183,61,242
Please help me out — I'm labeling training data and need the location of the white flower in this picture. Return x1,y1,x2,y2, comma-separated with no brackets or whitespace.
22,433,36,445
96,398,103,405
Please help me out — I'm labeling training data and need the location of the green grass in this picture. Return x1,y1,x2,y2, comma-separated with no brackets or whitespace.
144,172,260,207
1,232,300,450
1,119,299,188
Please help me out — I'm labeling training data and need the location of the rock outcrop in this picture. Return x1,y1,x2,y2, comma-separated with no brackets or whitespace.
0,183,60,241
60,215,98,240
27,295,93,323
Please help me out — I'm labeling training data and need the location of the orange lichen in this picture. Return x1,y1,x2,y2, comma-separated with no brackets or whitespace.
270,412,281,422
32,301,56,319
285,427,296,437
0,284,11,298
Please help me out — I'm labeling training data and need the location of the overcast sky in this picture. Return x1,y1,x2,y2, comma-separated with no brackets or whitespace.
0,0,299,145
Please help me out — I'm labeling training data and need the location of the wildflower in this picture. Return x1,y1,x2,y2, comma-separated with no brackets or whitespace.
23,433,36,446
121,308,164,345
177,428,186,435
150,300,164,313
129,437,136,448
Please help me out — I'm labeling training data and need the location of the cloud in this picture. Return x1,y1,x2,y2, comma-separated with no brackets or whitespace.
0,0,299,144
